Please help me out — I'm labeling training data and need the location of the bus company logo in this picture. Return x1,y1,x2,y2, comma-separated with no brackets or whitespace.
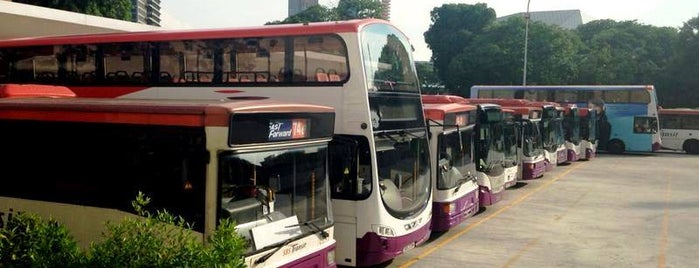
404,217,423,231
662,132,678,137
282,242,307,256
268,119,309,141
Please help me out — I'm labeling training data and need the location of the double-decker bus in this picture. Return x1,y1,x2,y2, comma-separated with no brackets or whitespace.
658,108,699,154
0,84,337,268
0,19,433,267
422,95,507,206
470,85,662,154
422,101,479,232
579,107,598,160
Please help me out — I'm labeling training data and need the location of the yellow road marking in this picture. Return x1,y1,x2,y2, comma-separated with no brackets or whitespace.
397,162,586,268
501,238,540,268
658,171,671,268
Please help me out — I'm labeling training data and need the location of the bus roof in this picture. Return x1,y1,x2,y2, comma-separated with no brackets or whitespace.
578,107,591,117
659,108,699,115
0,84,76,98
0,19,390,47
423,103,476,121
0,97,333,127
526,101,560,108
502,106,542,115
465,98,531,106
471,85,655,91
421,94,468,104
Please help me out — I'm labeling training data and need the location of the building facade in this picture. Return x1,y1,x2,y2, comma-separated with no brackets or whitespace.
132,0,161,27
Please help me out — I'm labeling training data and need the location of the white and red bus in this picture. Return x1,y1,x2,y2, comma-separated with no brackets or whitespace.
508,106,546,179
578,107,598,160
0,19,432,267
659,108,699,154
422,101,479,232
526,101,567,170
563,105,583,161
0,84,337,268
422,95,507,206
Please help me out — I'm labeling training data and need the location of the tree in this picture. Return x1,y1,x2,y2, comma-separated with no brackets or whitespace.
575,20,677,86
658,14,699,108
267,5,336,25
415,61,444,94
424,3,496,92
15,0,132,21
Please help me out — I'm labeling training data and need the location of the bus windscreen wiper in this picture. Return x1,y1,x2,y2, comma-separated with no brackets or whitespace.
286,220,329,239
254,237,294,264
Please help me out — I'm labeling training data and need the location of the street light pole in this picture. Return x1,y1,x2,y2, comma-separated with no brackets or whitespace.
522,0,531,86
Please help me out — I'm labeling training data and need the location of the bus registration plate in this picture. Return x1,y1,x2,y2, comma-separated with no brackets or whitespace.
403,242,416,253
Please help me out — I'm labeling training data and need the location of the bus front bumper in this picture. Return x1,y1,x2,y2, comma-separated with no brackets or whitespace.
431,189,479,232
356,220,431,267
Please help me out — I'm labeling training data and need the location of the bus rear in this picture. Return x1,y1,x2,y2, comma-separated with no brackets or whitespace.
0,85,338,268
423,102,480,232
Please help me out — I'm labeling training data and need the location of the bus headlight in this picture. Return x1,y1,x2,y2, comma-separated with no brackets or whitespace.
327,249,335,266
442,203,456,215
372,224,396,237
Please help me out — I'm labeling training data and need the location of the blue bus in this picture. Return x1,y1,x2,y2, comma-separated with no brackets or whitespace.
471,85,661,154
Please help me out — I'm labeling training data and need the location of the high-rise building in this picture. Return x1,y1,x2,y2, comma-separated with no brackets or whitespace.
132,0,161,27
288,0,318,17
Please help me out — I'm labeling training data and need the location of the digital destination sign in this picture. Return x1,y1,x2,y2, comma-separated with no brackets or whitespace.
268,119,310,141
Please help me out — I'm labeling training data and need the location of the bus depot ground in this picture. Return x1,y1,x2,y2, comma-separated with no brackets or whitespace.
381,151,698,268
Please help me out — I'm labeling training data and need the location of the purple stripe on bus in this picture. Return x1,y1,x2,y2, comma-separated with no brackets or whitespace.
431,189,479,232
567,149,579,162
280,243,336,268
355,218,431,267
557,150,568,164
585,148,595,160
522,159,546,180
479,185,504,206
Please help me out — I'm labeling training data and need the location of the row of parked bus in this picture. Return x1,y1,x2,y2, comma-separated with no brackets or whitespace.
0,19,688,268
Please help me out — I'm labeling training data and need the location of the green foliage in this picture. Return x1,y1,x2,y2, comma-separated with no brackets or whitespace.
415,61,444,94
267,0,386,25
661,14,699,108
336,0,387,20
15,0,132,21
0,212,83,268
1,193,247,268
424,3,496,92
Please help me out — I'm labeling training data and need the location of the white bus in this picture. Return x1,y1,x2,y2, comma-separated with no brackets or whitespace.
659,108,699,154
0,20,434,267
0,84,337,268
423,101,480,232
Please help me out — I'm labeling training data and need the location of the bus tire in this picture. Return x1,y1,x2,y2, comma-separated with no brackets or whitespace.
607,139,625,154
683,139,699,155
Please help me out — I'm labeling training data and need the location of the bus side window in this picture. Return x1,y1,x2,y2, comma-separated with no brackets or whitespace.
329,135,372,200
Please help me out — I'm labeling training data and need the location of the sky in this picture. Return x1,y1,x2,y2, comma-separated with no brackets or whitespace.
161,0,699,61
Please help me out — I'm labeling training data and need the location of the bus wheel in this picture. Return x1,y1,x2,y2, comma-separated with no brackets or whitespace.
608,139,625,154
683,139,699,155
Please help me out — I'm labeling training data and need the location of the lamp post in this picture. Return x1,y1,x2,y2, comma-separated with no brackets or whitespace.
522,0,531,86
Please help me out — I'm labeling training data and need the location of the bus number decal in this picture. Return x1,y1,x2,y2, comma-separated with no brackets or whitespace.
404,217,423,231
268,119,310,141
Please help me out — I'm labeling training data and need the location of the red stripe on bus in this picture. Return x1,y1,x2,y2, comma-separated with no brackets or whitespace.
0,110,210,127
68,86,148,98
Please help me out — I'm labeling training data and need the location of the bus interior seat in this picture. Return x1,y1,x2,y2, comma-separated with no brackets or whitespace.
255,73,267,82
328,69,341,81
315,68,329,82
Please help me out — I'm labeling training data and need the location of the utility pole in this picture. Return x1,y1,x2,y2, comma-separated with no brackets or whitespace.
522,0,531,86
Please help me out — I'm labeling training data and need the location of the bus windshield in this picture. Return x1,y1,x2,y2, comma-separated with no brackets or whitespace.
503,121,518,166
541,119,557,152
375,132,430,219
361,24,419,93
477,118,506,175
436,128,473,190
218,144,330,252
523,121,543,157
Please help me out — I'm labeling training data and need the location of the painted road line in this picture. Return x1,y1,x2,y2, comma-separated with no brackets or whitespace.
397,162,587,268
658,170,671,268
